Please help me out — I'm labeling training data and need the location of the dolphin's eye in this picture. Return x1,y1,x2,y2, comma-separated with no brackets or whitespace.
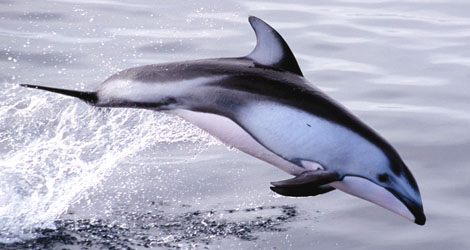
378,173,389,183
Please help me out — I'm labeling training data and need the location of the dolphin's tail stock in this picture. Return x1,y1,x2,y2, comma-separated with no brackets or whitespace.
20,84,98,104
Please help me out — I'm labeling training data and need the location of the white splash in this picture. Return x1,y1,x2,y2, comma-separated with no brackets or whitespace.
0,83,218,243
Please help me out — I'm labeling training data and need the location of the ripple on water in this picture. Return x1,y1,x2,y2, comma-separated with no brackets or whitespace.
0,11,63,21
0,204,299,249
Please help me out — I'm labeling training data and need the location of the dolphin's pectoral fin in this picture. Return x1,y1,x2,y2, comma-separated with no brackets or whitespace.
271,170,340,187
270,184,335,197
270,170,340,197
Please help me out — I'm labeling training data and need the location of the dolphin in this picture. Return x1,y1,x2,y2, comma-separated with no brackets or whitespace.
21,16,425,225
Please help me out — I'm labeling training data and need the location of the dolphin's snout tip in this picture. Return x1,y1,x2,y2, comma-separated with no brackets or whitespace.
414,212,426,226
409,201,426,225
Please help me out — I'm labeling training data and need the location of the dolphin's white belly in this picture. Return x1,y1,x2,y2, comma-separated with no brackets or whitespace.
236,102,390,175
173,101,389,176
172,109,311,175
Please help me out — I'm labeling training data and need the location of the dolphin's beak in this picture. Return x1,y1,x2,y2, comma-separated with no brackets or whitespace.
387,187,426,225
330,176,426,225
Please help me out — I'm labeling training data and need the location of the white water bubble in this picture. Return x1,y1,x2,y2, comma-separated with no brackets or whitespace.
0,85,219,243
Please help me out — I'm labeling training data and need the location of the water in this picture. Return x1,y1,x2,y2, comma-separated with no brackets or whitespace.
1,0,469,249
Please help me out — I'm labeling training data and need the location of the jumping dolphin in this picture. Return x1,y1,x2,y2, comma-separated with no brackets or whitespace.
21,16,426,225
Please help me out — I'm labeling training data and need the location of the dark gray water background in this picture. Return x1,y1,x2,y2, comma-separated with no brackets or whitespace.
1,0,470,249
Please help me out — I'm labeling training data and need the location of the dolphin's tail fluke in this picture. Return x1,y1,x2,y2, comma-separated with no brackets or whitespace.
20,84,98,104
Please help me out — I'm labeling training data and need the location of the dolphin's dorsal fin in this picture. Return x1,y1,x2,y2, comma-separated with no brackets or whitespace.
245,16,303,76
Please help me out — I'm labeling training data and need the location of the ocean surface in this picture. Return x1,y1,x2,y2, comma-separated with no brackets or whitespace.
1,0,470,249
